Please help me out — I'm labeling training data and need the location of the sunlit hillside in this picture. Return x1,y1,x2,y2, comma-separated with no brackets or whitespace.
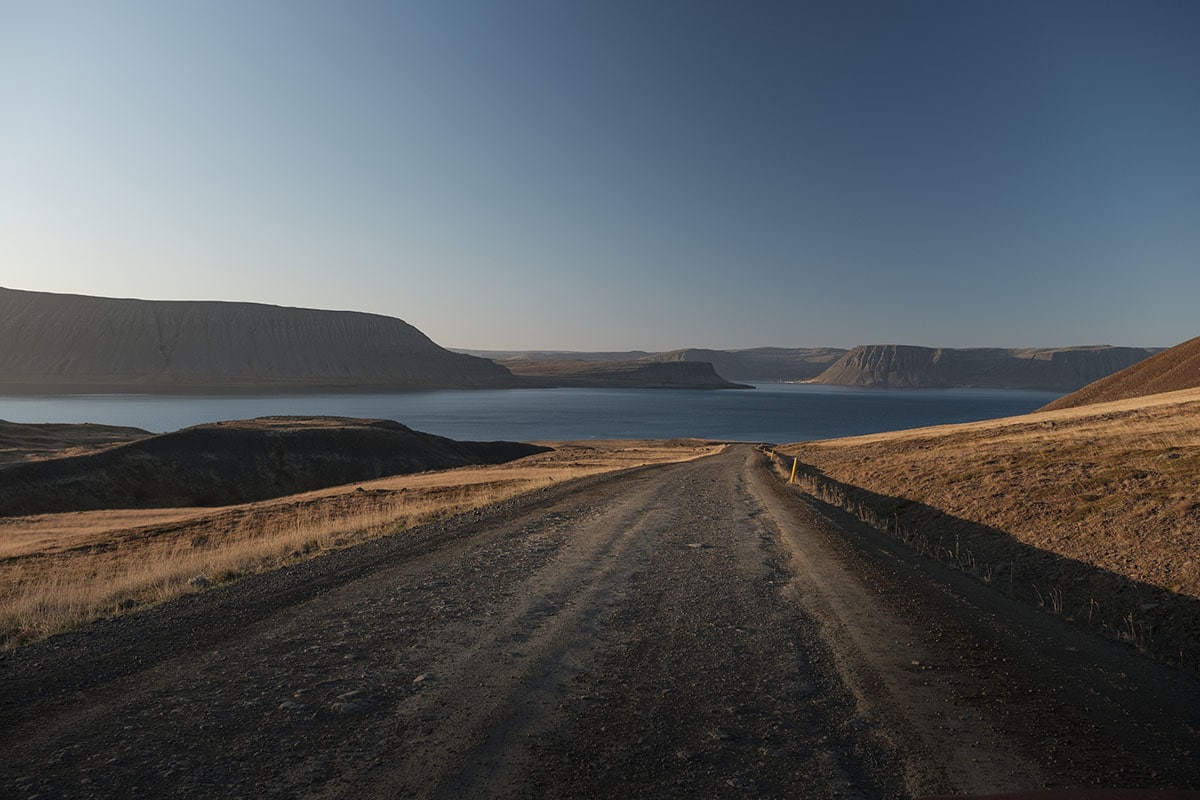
776,387,1200,663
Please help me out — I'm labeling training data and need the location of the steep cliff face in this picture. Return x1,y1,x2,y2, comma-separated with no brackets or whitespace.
0,287,516,391
1040,336,1200,411
812,345,950,387
641,347,847,382
810,344,1159,391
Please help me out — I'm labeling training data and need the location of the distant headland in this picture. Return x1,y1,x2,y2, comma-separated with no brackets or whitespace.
0,287,1160,393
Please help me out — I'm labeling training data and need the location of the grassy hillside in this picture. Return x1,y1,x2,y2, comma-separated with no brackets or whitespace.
1041,335,1200,411
0,420,151,466
775,388,1200,665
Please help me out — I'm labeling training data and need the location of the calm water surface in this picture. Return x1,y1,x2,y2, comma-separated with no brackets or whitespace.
0,384,1060,443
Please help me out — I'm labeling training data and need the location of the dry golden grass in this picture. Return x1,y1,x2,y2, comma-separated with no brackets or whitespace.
0,419,149,467
779,388,1200,596
775,387,1200,659
0,439,722,647
1042,335,1200,411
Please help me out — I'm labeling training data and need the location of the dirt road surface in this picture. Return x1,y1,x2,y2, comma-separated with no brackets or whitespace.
2,444,1199,798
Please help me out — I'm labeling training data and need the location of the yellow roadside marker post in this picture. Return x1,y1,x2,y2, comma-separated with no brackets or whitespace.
789,457,798,484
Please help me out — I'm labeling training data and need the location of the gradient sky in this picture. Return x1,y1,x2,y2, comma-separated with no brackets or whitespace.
1,1,1197,350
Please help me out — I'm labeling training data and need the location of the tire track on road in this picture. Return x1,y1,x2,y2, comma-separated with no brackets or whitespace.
352,467,694,798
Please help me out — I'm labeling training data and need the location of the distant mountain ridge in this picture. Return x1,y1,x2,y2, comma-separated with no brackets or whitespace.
0,287,516,391
641,347,847,382
1040,336,1200,411
458,349,654,363
808,344,1160,391
458,347,850,382
474,344,1155,390
499,358,749,389
2,287,1161,393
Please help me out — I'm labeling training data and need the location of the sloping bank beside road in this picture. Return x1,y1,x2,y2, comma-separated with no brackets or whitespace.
770,387,1200,670
753,445,1200,793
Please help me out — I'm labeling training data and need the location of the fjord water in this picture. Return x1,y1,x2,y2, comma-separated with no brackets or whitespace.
0,384,1059,443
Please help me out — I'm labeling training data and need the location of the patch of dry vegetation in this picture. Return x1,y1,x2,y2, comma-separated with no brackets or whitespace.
1041,335,1200,411
0,440,722,647
0,419,150,467
774,388,1200,664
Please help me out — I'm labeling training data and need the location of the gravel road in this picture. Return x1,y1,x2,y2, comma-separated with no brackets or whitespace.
2,444,1199,798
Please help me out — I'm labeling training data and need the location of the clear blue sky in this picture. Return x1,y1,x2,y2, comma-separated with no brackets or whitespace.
2,1,1197,350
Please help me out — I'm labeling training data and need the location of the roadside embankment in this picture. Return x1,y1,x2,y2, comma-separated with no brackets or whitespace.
772,387,1200,668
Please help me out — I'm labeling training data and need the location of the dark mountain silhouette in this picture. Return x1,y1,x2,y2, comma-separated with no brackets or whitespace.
0,287,516,391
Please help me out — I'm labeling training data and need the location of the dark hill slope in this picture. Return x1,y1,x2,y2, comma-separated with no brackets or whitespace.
1040,336,1200,411
0,420,151,467
0,416,548,516
0,287,515,391
810,344,1158,391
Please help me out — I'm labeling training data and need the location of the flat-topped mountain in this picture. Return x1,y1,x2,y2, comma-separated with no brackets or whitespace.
500,358,749,389
814,344,1162,390
642,347,848,382
808,344,1159,391
0,416,548,515
0,287,516,392
462,347,848,382
1040,336,1200,411
458,349,654,363
476,344,1151,389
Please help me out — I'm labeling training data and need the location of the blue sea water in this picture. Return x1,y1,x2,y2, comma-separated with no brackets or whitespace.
0,384,1060,444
